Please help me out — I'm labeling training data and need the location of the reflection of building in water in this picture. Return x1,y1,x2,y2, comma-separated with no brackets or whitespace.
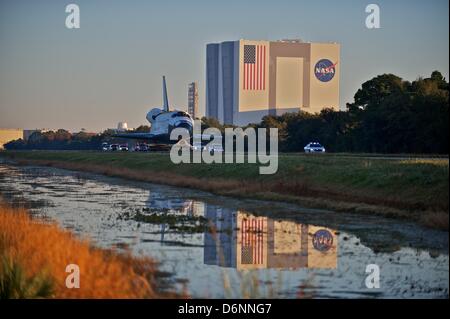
204,207,236,268
204,205,337,270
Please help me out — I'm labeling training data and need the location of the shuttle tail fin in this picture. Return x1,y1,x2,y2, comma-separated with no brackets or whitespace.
162,76,169,112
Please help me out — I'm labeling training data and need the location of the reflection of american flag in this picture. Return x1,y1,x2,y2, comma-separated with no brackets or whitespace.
241,218,264,264
243,45,266,91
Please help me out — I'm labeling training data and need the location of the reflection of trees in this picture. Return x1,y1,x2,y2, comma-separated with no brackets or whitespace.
145,191,205,244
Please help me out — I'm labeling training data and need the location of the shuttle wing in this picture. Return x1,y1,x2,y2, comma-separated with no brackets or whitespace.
111,132,157,140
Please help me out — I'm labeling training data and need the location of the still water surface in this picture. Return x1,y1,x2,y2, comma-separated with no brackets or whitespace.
0,161,448,298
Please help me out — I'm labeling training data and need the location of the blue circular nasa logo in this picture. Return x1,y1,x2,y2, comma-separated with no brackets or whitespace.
314,59,337,82
312,229,334,252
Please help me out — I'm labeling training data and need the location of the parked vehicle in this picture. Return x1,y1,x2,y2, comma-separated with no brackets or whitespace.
101,142,109,151
134,143,149,152
192,133,223,153
304,142,326,153
109,144,119,151
119,144,129,151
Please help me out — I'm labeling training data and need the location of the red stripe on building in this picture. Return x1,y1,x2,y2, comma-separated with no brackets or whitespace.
260,219,263,264
243,60,246,90
261,219,263,264
258,46,261,90
259,45,262,90
247,63,250,90
253,219,256,263
251,60,253,90
252,56,255,90
257,219,260,264
241,219,244,245
257,46,260,90
246,64,249,90
255,46,258,90
263,46,266,90
259,46,262,90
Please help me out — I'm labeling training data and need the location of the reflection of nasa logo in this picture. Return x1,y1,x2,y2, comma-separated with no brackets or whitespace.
314,59,337,82
312,229,334,252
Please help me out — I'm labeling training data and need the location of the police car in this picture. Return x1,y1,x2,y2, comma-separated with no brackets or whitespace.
304,142,326,153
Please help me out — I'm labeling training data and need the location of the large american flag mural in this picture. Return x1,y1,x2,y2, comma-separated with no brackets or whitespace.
240,217,266,265
243,44,266,91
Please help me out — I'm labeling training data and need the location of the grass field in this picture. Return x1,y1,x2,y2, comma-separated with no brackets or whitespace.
1,151,448,230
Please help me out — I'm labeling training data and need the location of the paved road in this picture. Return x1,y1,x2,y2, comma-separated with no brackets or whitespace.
280,152,449,161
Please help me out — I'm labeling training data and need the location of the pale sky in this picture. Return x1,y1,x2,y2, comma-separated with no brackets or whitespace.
0,0,448,132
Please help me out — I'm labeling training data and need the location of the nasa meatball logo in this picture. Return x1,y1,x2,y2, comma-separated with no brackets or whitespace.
312,229,334,252
314,59,337,82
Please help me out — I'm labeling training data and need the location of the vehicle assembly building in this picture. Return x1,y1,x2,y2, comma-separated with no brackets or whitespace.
206,39,340,126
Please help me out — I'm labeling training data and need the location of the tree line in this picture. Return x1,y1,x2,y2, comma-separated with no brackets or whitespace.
3,125,150,151
5,71,449,154
203,71,449,154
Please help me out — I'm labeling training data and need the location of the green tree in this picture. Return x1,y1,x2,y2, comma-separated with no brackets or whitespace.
347,74,404,112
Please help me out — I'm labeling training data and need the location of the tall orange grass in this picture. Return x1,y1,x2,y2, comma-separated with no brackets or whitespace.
0,202,175,298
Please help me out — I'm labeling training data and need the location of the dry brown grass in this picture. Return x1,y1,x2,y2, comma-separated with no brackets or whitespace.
0,201,177,298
